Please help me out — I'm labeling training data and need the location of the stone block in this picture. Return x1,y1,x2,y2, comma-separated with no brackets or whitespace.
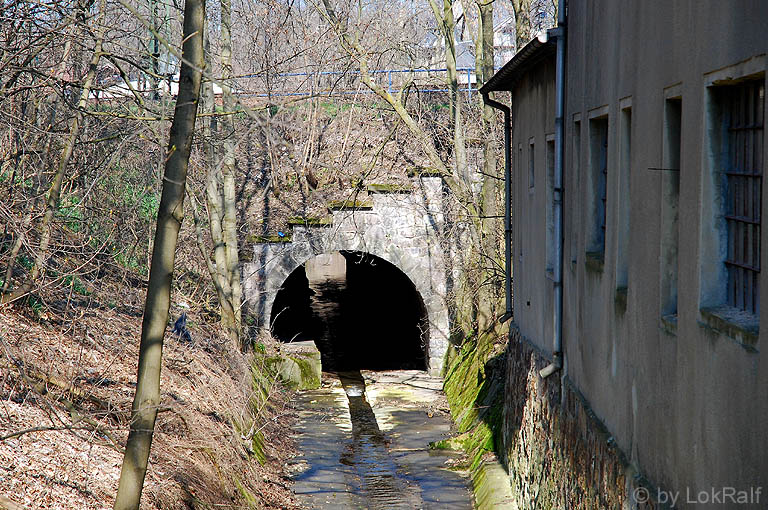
277,341,322,390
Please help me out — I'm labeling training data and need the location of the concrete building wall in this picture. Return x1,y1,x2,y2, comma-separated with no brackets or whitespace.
505,1,768,506
510,55,557,361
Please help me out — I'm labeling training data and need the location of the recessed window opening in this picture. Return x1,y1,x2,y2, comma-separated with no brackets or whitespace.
529,138,536,190
719,80,764,314
546,137,555,272
270,251,429,371
518,143,524,260
588,115,609,258
616,105,632,290
661,97,682,316
571,119,581,264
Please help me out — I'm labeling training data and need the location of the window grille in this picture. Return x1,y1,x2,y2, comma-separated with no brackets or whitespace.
723,80,764,314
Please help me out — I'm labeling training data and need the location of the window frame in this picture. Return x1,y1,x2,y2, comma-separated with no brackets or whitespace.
660,86,683,327
699,56,766,348
586,106,610,267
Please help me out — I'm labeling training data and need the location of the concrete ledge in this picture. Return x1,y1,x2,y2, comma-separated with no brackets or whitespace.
277,341,322,390
698,306,759,352
660,313,678,336
473,457,515,510
248,234,291,243
327,199,373,211
287,216,333,227
406,166,443,178
366,183,412,194
585,251,605,273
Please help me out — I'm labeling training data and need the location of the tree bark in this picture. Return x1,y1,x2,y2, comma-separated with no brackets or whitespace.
112,0,205,507
200,0,242,349
428,0,468,183
476,0,502,330
201,19,237,346
513,0,532,52
219,0,243,347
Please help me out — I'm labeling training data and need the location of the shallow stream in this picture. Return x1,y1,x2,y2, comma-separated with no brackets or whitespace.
288,370,473,509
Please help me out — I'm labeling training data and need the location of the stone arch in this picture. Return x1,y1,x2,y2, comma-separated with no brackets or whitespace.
270,250,431,371
243,177,451,375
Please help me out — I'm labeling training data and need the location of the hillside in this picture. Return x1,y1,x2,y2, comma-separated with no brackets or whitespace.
0,292,300,509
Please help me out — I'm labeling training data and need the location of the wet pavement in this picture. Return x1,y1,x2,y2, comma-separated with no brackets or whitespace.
288,370,473,509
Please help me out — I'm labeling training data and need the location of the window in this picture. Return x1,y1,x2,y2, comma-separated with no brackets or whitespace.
588,114,609,260
616,104,632,290
546,137,555,272
718,80,764,314
528,138,535,190
518,143,524,260
571,118,581,264
700,60,764,344
661,96,682,317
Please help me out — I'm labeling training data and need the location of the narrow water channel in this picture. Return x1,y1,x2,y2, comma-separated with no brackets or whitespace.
289,370,473,509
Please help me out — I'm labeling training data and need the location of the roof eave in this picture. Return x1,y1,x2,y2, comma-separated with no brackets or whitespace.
480,32,555,94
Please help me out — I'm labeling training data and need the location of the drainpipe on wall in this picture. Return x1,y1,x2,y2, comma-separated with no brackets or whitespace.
481,92,513,323
540,0,566,379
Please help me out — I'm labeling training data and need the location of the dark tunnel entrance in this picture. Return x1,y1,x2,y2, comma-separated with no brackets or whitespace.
270,251,429,371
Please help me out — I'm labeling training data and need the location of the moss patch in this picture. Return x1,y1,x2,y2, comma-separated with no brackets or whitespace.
366,183,412,194
246,234,291,243
327,199,373,210
442,330,506,473
287,216,332,227
406,166,444,178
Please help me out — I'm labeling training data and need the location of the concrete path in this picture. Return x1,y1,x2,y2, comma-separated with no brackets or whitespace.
288,370,473,509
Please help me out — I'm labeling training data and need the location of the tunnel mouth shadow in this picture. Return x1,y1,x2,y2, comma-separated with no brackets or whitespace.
270,251,429,372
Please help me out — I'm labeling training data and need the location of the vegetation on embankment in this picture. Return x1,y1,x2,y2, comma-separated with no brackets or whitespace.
437,327,508,492
0,298,301,509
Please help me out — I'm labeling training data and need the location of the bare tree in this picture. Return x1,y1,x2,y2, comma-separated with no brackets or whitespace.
113,0,206,506
1,0,107,304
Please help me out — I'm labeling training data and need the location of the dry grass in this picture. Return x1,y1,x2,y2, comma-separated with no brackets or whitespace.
0,292,301,510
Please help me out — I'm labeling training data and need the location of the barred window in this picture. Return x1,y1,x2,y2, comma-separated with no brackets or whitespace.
720,80,764,314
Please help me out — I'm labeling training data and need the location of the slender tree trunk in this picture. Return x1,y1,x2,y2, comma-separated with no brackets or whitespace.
1,0,105,304
188,185,237,323
112,0,205,507
513,0,532,51
428,0,468,183
476,0,502,329
443,0,469,183
200,16,238,347
219,0,243,347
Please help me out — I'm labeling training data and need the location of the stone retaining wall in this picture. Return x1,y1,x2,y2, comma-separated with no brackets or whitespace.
502,324,656,509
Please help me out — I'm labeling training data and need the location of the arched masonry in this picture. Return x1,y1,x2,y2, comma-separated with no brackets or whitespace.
243,175,451,376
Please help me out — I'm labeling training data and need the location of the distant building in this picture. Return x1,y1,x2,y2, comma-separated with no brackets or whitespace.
482,1,767,507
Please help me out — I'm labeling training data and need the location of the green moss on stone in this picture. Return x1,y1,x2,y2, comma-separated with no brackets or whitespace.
246,234,292,243
327,199,373,211
287,216,332,227
366,183,412,194
442,330,506,473
406,166,443,178
288,354,321,390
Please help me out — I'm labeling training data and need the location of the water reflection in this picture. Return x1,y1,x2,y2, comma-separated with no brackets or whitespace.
338,371,422,509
